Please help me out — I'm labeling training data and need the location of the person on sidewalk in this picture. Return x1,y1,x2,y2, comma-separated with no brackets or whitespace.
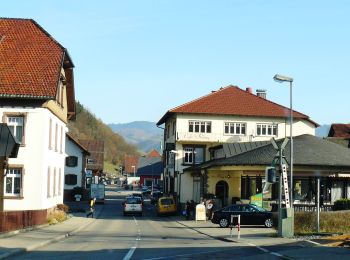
206,199,214,220
185,200,191,220
86,197,96,218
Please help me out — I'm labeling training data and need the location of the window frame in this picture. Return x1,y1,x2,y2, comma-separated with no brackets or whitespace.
4,167,23,197
224,122,247,135
3,113,26,145
182,145,206,165
188,121,212,133
256,123,278,137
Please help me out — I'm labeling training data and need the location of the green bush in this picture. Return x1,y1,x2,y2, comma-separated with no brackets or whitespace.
294,211,350,234
333,199,350,211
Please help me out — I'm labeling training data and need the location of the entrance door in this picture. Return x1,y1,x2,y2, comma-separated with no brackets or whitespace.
215,181,229,207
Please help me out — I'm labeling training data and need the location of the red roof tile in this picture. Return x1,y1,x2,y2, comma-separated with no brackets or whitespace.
124,155,139,173
157,86,318,126
0,18,73,99
328,124,350,138
147,149,161,158
79,140,104,171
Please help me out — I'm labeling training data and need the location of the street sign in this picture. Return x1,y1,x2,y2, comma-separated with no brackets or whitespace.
281,164,290,208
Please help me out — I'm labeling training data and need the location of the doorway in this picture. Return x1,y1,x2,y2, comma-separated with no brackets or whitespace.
215,180,229,207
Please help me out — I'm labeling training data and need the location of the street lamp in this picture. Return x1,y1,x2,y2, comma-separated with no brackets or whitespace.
131,165,135,177
273,74,294,207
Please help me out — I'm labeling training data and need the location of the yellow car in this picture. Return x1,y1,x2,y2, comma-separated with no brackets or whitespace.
156,197,177,216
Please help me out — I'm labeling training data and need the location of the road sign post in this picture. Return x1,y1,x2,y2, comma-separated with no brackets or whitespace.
271,138,294,238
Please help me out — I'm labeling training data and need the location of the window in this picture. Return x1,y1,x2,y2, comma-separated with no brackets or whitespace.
188,121,211,133
5,168,22,196
7,116,24,143
224,122,246,135
58,168,62,195
47,167,51,198
55,123,58,151
172,121,176,136
53,167,57,196
60,126,63,153
183,146,205,165
65,174,78,185
256,124,277,136
49,118,52,149
66,156,78,167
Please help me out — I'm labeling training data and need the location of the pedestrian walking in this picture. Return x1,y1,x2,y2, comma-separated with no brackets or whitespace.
207,199,214,220
86,197,96,218
185,200,191,220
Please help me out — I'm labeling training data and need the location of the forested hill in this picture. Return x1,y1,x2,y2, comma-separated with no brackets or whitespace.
68,102,139,168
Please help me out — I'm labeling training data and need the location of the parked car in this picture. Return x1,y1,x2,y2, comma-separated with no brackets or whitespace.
211,204,273,228
150,191,163,204
156,196,177,216
123,196,143,216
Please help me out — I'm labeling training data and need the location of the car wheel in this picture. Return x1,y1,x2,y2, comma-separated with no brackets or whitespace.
219,218,229,228
264,218,273,228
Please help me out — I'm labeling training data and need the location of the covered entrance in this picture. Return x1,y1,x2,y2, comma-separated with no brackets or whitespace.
215,180,229,207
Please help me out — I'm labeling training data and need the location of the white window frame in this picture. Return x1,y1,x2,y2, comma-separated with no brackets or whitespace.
183,146,205,165
7,116,24,144
256,123,278,136
4,168,22,197
224,122,246,135
188,121,211,133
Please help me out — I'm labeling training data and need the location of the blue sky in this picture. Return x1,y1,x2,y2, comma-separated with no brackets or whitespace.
2,1,349,125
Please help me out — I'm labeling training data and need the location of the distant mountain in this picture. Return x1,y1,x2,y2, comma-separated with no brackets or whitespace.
109,121,163,154
316,124,331,137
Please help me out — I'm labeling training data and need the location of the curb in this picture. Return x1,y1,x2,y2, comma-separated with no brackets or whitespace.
0,206,103,259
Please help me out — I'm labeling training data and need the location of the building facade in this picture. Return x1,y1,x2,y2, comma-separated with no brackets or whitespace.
157,86,318,204
0,18,75,221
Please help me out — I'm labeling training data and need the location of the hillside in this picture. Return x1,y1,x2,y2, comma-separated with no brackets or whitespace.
109,121,163,153
68,102,139,171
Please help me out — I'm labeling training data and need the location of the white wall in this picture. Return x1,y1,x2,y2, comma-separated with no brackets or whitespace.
2,107,66,211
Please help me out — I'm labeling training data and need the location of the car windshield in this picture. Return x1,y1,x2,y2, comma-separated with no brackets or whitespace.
250,204,267,212
126,197,141,204
160,198,174,205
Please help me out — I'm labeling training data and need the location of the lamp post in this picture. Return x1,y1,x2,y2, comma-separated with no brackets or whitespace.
273,74,294,207
131,165,135,177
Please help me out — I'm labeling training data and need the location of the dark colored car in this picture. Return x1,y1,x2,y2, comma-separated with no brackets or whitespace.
150,191,163,204
211,204,274,228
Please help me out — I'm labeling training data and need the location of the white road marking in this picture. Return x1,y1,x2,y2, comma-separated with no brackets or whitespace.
123,246,136,260
123,216,141,260
256,246,269,253
270,252,284,257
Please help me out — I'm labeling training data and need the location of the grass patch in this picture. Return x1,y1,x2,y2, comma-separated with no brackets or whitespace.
294,210,350,234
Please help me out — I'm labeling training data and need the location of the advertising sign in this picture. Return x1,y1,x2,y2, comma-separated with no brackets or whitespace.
250,193,263,207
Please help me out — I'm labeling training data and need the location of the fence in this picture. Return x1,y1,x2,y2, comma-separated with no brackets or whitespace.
0,209,47,233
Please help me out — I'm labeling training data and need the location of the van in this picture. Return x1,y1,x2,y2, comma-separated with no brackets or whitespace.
156,197,176,216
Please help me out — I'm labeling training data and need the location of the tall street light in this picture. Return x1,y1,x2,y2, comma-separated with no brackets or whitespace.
273,74,294,207
131,165,136,177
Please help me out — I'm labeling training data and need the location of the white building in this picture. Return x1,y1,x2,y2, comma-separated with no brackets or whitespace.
0,18,75,218
157,86,318,204
64,134,90,201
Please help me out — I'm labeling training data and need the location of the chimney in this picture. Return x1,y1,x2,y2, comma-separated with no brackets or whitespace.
256,89,267,99
246,87,253,94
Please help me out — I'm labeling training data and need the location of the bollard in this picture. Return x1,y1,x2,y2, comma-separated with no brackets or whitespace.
230,214,241,240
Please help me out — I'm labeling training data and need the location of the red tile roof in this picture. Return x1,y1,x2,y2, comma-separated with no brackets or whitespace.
124,155,139,173
0,18,74,102
147,149,161,158
79,140,104,171
157,86,318,126
328,124,350,138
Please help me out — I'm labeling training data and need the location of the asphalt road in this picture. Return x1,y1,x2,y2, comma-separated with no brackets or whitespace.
9,186,285,259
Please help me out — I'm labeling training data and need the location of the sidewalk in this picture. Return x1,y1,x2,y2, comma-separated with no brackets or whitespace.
0,205,102,259
174,217,350,259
